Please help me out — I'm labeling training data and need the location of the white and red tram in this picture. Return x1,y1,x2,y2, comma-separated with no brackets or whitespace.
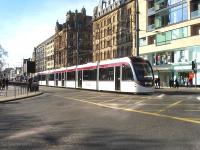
36,57,154,93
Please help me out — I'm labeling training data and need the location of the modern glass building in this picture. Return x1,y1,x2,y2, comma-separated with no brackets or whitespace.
139,0,200,86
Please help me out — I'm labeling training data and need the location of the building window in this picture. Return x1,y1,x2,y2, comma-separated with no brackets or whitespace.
156,27,188,46
155,3,188,28
139,37,147,47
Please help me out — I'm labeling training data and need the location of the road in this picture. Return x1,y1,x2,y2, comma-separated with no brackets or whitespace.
1,86,200,149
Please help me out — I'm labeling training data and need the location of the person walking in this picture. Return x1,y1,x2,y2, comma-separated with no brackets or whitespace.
175,78,179,89
157,77,160,89
28,77,33,92
2,78,5,90
5,78,9,90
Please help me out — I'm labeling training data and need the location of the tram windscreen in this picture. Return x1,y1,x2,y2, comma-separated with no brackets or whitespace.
132,58,154,87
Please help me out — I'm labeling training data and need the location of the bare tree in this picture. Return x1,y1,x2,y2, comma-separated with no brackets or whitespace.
0,44,8,71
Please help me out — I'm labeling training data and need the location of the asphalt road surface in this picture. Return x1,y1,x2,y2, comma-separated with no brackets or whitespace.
1,86,200,150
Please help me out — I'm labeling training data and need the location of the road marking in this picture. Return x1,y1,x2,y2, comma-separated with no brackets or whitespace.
197,96,200,101
6,125,52,140
157,94,165,98
86,95,104,100
157,100,182,113
131,100,145,109
59,95,200,125
100,95,129,104
184,110,200,112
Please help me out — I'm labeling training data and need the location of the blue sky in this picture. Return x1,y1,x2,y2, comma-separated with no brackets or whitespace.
0,0,97,67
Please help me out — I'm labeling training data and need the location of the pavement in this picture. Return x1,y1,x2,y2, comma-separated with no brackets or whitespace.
0,85,199,103
154,86,200,95
0,86,43,103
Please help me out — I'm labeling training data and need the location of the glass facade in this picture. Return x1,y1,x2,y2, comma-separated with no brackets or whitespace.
155,0,184,11
156,26,188,45
155,3,188,28
141,45,200,86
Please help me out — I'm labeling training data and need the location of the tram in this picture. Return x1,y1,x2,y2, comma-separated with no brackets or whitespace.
36,57,154,93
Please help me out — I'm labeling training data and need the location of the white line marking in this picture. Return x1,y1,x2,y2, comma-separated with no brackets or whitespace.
197,96,200,101
7,125,52,140
157,94,165,98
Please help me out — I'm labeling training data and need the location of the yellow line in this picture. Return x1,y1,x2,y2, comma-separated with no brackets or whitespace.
60,96,200,125
157,100,182,113
100,95,129,104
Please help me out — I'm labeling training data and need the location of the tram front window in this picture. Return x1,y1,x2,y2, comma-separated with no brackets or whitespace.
132,59,154,87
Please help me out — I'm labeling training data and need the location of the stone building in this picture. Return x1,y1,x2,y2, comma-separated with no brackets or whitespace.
45,35,55,70
35,42,45,72
93,0,135,62
35,35,54,72
54,7,93,67
54,21,67,68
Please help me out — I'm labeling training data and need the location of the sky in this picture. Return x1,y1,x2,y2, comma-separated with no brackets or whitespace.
0,0,98,68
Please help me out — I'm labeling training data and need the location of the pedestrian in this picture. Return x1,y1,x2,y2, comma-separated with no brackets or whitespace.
169,78,174,88
28,77,32,92
157,77,160,89
2,78,5,90
5,78,9,90
0,79,2,91
155,78,158,88
175,78,179,89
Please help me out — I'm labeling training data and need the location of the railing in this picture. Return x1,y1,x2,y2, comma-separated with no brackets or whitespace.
0,81,39,99
148,7,155,16
191,9,200,19
147,24,155,31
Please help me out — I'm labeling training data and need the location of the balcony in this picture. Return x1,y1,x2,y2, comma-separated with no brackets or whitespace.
147,24,155,32
191,9,200,19
148,7,155,16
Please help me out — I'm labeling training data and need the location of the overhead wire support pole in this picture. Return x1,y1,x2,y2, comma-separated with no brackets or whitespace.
75,21,79,89
135,0,139,57
96,27,100,91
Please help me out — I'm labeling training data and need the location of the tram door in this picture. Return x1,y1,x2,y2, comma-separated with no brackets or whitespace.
78,71,82,88
115,66,121,90
62,73,64,86
46,75,49,86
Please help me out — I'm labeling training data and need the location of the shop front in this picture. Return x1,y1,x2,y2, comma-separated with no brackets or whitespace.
153,65,173,87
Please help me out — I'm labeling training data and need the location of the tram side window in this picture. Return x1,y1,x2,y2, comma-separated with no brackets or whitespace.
38,75,41,81
67,71,75,80
83,69,97,80
59,73,62,81
122,65,134,80
62,73,65,80
49,74,54,81
100,67,114,81
56,73,58,80
41,75,46,81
